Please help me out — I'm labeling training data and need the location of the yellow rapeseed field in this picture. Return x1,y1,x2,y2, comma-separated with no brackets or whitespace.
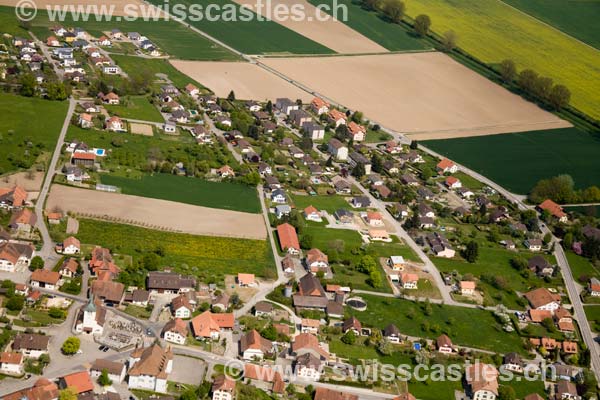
405,0,600,120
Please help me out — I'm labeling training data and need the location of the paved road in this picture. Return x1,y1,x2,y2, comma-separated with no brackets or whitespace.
204,114,244,163
234,185,286,317
35,97,76,269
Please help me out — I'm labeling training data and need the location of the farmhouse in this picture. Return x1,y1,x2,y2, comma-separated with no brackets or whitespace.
243,364,285,394
277,223,300,255
305,248,329,274
0,242,35,272
212,375,236,400
58,236,81,255
71,152,96,167
460,281,476,296
254,301,274,317
59,371,94,395
293,274,328,312
127,344,173,393
190,311,234,340
90,359,126,383
147,271,196,295
161,318,188,345
400,273,418,289
11,333,49,359
0,352,24,375
59,258,79,278
538,199,568,223
238,273,256,287
524,288,561,312
92,280,125,306
465,363,499,400
240,329,273,360
436,158,458,174
10,208,37,232
0,186,27,209
30,270,61,290
171,294,192,319
295,352,322,381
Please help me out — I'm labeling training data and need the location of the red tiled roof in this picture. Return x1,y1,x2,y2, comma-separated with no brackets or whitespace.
539,199,566,219
62,371,94,394
276,223,299,252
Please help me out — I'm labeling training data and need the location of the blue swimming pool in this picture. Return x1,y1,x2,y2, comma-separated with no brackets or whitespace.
94,148,106,156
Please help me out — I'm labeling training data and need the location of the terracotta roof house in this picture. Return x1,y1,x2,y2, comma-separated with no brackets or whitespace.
524,288,561,312
538,199,568,223
305,248,329,274
314,387,358,400
327,109,347,127
465,363,499,400
0,351,24,375
243,364,285,394
311,97,329,115
58,258,79,278
436,334,454,354
190,311,234,340
292,333,329,360
237,273,256,287
276,223,300,255
342,316,362,334
170,294,192,319
212,375,236,399
0,185,27,208
0,242,35,272
2,378,58,400
217,165,235,177
436,158,458,174
128,344,173,393
240,329,273,360
60,371,94,394
30,270,61,290
9,208,37,232
459,280,476,296
161,318,188,345
92,280,124,305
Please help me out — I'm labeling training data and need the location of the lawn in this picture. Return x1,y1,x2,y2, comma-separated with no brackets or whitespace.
500,0,600,50
100,174,261,213
76,219,274,280
584,305,600,332
0,93,68,175
423,128,600,194
123,304,152,319
346,294,526,354
65,125,238,177
409,380,463,400
291,193,353,214
504,379,546,399
307,0,430,52
22,7,238,60
104,96,164,122
566,251,600,283
402,0,600,120
330,262,392,293
432,246,559,310
145,0,334,55
111,55,207,90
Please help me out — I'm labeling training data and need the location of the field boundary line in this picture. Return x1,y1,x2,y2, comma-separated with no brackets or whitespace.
255,48,436,58
496,0,600,54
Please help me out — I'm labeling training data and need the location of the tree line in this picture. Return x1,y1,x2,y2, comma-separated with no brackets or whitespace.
529,174,600,204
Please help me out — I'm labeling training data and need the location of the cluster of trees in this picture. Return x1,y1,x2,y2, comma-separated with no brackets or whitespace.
529,174,600,204
356,255,383,288
19,74,70,100
499,59,571,110
1,280,25,312
61,336,80,355
461,240,479,263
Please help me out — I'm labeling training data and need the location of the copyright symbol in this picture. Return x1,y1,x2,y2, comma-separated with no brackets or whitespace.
15,0,37,22
224,360,244,380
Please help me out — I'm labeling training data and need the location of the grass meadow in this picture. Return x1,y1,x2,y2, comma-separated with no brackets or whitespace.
76,219,274,280
307,0,430,51
104,96,164,122
403,0,600,120
110,55,206,89
146,0,334,55
584,305,600,332
501,0,600,49
423,127,600,194
100,174,261,213
346,294,526,354
0,93,68,174
21,7,238,61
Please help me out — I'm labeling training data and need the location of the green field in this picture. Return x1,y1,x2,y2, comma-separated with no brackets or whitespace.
584,305,600,332
291,194,353,213
0,93,68,175
433,246,558,310
65,125,238,177
566,251,600,283
423,128,600,194
17,7,238,60
347,294,525,354
100,174,261,213
402,0,600,120
110,55,206,90
105,96,164,122
145,0,334,54
501,0,600,50
76,219,274,280
308,0,430,51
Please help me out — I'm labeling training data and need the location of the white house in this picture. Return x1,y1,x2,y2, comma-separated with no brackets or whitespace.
61,236,81,255
161,318,188,345
295,352,321,381
128,344,173,393
388,256,405,271
11,333,49,359
303,206,322,222
171,295,192,319
90,358,126,383
271,189,287,204
212,375,236,400
400,273,418,289
466,363,499,400
240,330,272,361
0,352,24,375
436,158,458,174
74,297,105,335
524,288,561,313
328,138,348,161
